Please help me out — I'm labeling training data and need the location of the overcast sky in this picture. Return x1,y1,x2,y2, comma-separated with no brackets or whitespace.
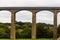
0,0,60,25
0,0,60,7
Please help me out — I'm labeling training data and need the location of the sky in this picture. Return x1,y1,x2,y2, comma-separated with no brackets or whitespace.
0,0,60,25
0,0,60,7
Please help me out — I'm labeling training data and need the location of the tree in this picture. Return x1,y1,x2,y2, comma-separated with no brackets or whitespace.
0,23,10,38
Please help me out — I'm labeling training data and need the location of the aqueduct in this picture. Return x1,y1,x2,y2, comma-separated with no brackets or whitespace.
0,7,59,40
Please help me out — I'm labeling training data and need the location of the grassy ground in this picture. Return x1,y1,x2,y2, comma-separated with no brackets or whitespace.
16,38,53,40
0,38,53,40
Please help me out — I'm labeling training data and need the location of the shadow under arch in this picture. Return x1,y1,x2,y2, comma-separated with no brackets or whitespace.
16,10,32,22
16,10,32,13
37,10,53,14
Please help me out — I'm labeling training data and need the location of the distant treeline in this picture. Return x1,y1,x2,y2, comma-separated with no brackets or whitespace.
0,21,60,39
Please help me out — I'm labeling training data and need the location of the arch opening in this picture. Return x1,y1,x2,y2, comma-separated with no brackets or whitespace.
0,10,11,39
16,10,32,39
36,10,54,38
